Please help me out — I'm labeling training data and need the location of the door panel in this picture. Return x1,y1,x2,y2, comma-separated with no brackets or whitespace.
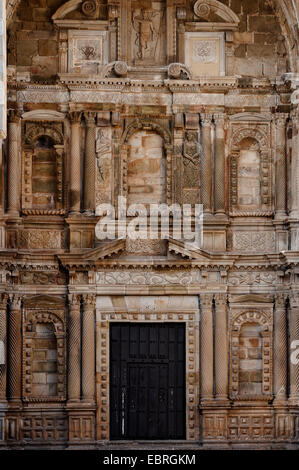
110,323,186,440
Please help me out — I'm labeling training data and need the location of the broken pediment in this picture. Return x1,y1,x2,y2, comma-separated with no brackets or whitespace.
193,0,240,25
52,0,108,23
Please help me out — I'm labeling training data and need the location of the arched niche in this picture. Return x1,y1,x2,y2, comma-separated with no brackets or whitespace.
230,310,273,400
23,310,66,402
22,122,65,213
230,127,272,214
120,120,172,206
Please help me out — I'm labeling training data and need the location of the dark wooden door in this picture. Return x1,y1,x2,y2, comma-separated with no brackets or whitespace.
110,323,186,440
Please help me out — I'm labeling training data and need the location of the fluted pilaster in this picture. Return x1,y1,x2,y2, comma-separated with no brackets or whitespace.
200,294,214,400
83,112,96,213
0,294,8,401
274,293,288,402
68,294,81,402
7,111,21,216
7,295,21,403
201,115,213,214
214,115,226,215
275,114,288,219
214,293,228,400
82,294,96,403
70,112,82,213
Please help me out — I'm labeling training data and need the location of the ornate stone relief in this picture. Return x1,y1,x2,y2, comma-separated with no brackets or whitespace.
228,271,277,286
232,232,275,253
95,127,112,205
131,5,166,65
96,269,199,286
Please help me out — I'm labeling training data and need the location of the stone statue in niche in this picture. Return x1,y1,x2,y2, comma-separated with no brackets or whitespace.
183,132,200,167
132,6,165,63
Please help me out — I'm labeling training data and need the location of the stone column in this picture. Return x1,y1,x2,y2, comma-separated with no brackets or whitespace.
82,294,96,403
289,293,299,403
0,294,8,402
290,108,299,219
200,294,214,400
275,114,288,219
214,114,226,215
7,295,22,404
201,115,213,214
83,112,96,214
274,293,288,402
7,111,21,216
69,112,82,213
68,294,81,402
214,293,228,400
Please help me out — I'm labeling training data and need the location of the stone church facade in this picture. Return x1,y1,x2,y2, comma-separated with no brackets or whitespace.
0,0,298,449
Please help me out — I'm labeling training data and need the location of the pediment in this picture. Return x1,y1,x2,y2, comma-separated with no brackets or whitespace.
194,0,240,24
52,0,107,24
229,294,274,304
168,239,212,261
58,239,126,268
23,295,66,308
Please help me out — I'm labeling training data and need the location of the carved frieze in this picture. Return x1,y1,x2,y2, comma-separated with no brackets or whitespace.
96,270,199,286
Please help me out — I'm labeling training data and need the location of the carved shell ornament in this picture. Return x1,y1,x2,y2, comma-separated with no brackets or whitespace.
82,0,97,17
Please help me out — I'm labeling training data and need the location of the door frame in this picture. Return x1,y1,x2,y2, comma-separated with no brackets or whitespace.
109,322,187,440
95,297,200,441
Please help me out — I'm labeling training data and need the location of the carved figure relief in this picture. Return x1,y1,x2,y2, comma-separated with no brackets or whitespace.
132,5,165,65
183,132,200,204
95,127,112,205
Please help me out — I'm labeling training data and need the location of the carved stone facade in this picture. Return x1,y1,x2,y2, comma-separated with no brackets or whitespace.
0,0,299,449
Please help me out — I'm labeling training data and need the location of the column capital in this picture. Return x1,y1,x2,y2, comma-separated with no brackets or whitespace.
8,110,21,124
69,111,82,124
201,293,213,308
84,112,96,126
9,294,21,310
274,113,289,127
289,291,299,308
275,292,287,308
214,293,227,307
82,293,96,308
201,114,213,126
0,293,8,309
68,293,81,309
213,113,226,126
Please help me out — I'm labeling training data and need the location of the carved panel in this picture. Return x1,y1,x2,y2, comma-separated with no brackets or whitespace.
19,230,65,249
68,30,109,74
232,232,275,253
21,415,67,442
184,32,225,77
96,127,112,206
228,415,274,440
131,4,166,65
